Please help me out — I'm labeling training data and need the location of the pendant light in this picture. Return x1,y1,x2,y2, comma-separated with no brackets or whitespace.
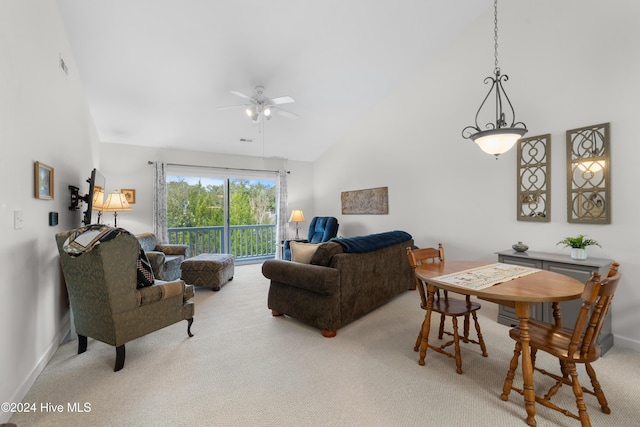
462,0,527,158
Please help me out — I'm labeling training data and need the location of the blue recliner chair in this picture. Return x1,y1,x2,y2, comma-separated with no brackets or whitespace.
283,216,339,260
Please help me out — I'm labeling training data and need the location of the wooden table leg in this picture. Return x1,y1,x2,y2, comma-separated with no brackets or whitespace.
515,302,537,427
418,283,436,366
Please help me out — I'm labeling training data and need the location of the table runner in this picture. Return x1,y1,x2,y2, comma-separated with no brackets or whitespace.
431,263,540,290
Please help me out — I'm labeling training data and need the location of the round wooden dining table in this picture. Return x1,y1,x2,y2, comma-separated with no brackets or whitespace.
415,260,585,427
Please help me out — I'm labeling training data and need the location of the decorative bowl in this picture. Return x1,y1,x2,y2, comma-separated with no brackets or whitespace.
512,241,529,252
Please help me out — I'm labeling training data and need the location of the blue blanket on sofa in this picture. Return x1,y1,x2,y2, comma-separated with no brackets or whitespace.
334,230,412,253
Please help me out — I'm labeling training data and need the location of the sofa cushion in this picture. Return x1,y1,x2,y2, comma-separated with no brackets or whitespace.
290,241,321,264
310,241,344,266
164,255,184,272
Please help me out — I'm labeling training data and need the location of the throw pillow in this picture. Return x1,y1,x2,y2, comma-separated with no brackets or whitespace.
290,241,321,264
309,241,343,266
137,249,155,288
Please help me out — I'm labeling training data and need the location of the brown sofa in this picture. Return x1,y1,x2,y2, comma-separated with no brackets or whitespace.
262,231,414,337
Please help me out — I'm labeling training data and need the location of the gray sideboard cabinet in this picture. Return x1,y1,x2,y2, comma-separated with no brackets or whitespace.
495,250,614,355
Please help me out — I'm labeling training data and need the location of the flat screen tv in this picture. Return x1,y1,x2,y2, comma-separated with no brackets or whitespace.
83,168,106,225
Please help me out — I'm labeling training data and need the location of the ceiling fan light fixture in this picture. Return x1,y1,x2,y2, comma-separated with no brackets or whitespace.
222,86,297,122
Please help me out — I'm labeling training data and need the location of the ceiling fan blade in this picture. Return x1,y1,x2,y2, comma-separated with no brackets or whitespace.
230,90,253,100
273,106,298,119
217,104,248,110
270,96,295,105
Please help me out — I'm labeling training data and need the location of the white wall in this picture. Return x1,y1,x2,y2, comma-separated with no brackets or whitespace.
3,1,638,421
314,0,640,351
0,1,101,421
99,143,314,239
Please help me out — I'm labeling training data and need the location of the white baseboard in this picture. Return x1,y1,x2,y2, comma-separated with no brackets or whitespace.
612,334,640,353
1,315,71,424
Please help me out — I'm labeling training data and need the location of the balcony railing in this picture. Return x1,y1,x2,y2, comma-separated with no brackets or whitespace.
168,225,277,261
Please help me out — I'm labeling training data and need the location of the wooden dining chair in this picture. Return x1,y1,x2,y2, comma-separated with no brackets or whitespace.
406,244,487,374
501,262,621,427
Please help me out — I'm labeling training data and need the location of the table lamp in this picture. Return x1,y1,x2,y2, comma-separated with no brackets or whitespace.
289,209,305,239
103,191,133,227
92,188,105,223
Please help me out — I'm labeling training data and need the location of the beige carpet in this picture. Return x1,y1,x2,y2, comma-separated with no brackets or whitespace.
10,263,640,427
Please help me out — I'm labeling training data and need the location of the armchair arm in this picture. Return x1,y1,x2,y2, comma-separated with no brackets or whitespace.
136,279,185,307
155,243,190,258
262,260,340,295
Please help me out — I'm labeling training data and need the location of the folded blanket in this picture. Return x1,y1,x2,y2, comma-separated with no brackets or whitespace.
63,224,124,256
334,230,412,253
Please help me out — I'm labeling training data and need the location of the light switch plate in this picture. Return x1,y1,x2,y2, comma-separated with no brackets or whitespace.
14,209,24,229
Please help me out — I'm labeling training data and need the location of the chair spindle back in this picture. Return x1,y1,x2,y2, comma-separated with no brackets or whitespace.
569,262,620,359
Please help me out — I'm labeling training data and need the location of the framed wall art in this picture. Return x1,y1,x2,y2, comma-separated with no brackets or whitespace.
121,189,136,204
516,134,550,222
341,186,388,215
34,161,54,200
566,122,610,224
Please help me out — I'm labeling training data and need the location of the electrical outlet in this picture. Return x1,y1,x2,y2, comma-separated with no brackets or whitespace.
14,209,24,229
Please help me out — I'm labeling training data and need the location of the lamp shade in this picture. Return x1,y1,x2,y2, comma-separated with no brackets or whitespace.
289,209,305,223
472,128,527,156
92,188,105,210
102,192,133,212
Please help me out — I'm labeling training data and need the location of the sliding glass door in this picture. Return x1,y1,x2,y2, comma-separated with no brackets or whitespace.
166,170,277,261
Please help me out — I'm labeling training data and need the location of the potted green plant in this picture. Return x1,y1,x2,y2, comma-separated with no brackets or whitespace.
556,234,601,260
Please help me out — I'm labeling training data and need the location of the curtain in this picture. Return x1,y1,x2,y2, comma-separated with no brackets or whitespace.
275,169,288,259
152,161,169,243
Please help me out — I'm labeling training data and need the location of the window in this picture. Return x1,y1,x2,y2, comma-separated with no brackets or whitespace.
166,169,277,261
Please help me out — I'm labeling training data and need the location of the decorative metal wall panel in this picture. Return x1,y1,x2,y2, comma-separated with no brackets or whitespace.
341,187,388,215
566,123,610,224
517,134,551,222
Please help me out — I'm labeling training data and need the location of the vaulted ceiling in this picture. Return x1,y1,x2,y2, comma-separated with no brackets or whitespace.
57,0,491,162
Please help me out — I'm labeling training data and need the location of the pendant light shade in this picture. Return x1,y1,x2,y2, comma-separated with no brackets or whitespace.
472,127,527,156
462,0,527,157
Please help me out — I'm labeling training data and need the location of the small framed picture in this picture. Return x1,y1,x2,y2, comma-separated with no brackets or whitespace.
121,189,136,204
34,161,54,200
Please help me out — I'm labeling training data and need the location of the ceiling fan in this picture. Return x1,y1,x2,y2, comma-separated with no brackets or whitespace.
218,86,298,123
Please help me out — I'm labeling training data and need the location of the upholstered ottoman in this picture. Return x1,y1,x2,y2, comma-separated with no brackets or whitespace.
180,253,234,291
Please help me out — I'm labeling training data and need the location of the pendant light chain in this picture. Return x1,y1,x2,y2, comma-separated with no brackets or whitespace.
494,0,499,74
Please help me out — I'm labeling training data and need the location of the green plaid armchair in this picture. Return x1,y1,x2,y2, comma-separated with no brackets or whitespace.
55,228,195,371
